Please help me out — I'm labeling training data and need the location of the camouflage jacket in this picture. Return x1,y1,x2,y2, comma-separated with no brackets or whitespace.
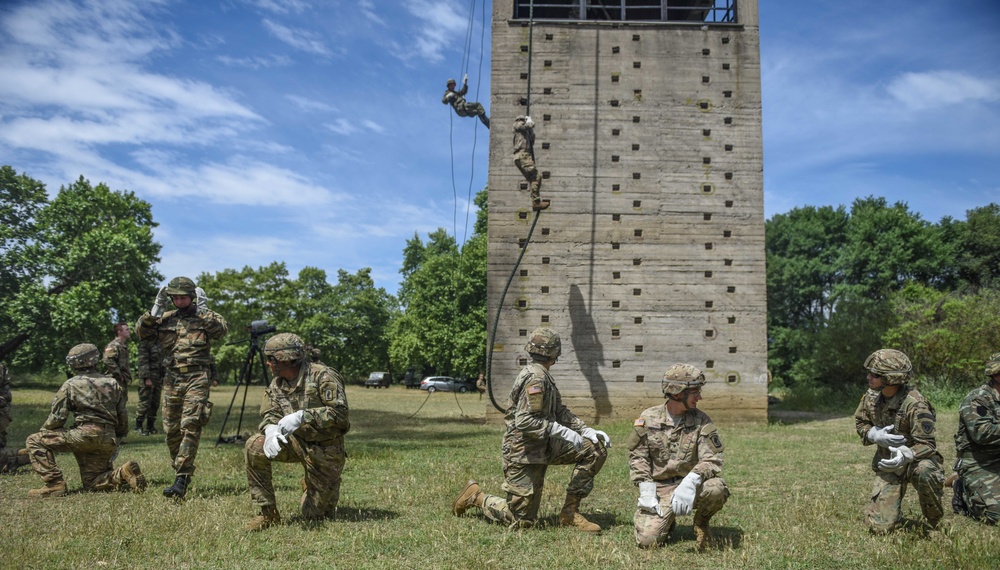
43,371,128,437
102,338,132,387
137,306,228,368
259,362,350,444
512,121,535,155
442,83,469,109
136,338,164,384
627,404,724,485
955,382,1000,467
502,362,589,465
855,385,943,471
0,363,10,408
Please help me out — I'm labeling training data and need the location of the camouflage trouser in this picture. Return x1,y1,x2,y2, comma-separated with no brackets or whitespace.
137,379,163,424
162,369,213,476
455,101,486,120
0,405,9,449
514,150,541,202
633,477,729,547
245,432,346,519
866,458,944,533
957,459,1000,525
25,424,130,490
480,438,608,526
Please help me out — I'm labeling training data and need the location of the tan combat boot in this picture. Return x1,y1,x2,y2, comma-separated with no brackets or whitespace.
532,199,551,212
121,460,147,492
29,479,67,498
559,494,601,533
693,514,712,551
452,480,483,516
246,505,281,532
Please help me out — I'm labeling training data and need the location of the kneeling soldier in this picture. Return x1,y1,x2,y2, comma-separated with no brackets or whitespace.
245,333,350,531
25,343,146,497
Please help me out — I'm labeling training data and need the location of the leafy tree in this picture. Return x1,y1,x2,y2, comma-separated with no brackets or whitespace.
944,203,1000,289
0,168,161,370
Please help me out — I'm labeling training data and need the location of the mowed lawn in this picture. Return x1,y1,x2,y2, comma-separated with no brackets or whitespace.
1,384,998,570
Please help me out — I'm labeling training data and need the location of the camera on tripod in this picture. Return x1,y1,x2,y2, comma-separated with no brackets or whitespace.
248,320,277,336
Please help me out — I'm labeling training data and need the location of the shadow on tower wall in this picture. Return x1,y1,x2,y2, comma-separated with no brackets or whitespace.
569,284,612,422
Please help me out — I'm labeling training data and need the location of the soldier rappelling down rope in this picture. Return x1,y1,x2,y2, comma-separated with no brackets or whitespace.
513,115,549,211
443,75,490,128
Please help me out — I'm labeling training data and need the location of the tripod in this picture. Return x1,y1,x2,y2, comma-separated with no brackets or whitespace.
216,332,270,444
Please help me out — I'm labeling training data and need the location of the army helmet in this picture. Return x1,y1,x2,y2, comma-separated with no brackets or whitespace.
446,78,456,87
165,276,197,297
264,333,306,363
525,327,561,360
985,352,1000,378
864,349,912,385
66,343,100,369
662,363,706,398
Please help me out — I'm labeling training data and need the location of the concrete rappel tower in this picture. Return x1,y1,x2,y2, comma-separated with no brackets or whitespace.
486,0,766,423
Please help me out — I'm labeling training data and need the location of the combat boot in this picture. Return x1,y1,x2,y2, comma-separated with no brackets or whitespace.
135,417,144,434
163,474,190,499
245,505,281,532
121,460,147,492
693,513,712,551
29,479,67,498
532,199,551,211
145,418,158,435
452,480,483,516
559,494,601,533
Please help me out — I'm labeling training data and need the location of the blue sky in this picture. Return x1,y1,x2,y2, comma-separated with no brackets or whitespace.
1,0,998,295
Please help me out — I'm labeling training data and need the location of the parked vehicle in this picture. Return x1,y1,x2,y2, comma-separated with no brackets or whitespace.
402,368,422,389
365,371,391,389
419,376,475,394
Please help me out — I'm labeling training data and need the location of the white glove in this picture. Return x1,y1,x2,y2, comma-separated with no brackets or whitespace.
263,424,286,459
580,427,612,448
524,115,534,128
151,286,168,318
463,73,468,84
277,410,305,436
867,425,906,448
670,472,702,516
638,481,663,516
195,287,209,311
550,422,584,450
878,445,915,472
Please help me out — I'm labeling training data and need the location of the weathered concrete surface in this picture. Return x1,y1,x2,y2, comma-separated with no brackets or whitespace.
486,1,766,425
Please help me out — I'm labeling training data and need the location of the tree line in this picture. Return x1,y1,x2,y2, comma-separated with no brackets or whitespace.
3,164,998,392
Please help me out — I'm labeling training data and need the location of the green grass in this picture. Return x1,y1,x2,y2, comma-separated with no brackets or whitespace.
1,385,999,569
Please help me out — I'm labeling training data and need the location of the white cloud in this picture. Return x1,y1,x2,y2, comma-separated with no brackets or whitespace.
216,54,292,69
242,0,311,15
262,18,333,57
886,70,1000,110
325,119,357,136
361,120,386,134
393,0,469,63
286,94,337,113
360,0,386,26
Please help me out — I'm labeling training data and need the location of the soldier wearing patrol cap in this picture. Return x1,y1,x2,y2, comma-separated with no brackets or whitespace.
951,352,1000,524
452,327,610,533
136,276,228,500
244,332,350,532
25,344,146,497
854,348,944,533
627,364,728,550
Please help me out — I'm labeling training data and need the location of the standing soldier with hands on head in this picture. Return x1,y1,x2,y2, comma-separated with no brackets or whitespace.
244,333,350,532
137,276,227,500
854,349,944,533
951,352,1000,525
103,322,133,399
627,364,729,550
25,343,146,497
453,327,609,532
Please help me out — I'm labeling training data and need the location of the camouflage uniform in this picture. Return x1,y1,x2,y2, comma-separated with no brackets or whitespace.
475,361,607,526
0,363,30,472
854,385,944,532
442,80,489,128
137,304,227,476
513,116,541,204
25,361,135,491
135,337,164,433
627,403,728,547
953,375,1000,524
103,337,132,399
245,361,350,519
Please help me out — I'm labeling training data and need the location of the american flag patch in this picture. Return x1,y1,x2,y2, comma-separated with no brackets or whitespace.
634,418,645,426
527,385,542,395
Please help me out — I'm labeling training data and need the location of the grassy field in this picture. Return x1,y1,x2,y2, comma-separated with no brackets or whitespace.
1,384,998,570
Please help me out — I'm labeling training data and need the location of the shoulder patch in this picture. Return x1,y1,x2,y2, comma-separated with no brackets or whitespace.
527,385,542,395
921,420,935,435
634,418,645,427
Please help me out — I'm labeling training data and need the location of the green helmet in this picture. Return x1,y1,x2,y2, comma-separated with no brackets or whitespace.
864,349,912,385
264,333,306,363
165,276,197,297
447,78,456,86
66,343,100,370
662,364,706,397
525,327,561,361
985,352,1000,378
